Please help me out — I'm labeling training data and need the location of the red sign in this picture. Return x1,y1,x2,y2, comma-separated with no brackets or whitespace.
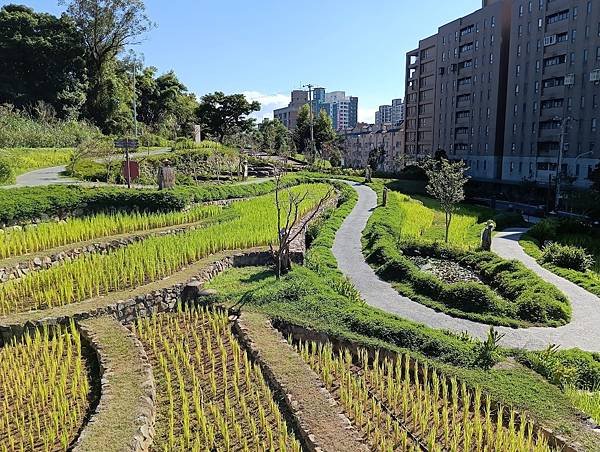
121,160,140,183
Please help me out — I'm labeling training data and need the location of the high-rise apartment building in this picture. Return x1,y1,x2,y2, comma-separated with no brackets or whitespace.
392,98,405,124
503,0,600,187
404,0,512,180
273,90,309,129
404,0,600,187
375,105,393,125
376,99,404,125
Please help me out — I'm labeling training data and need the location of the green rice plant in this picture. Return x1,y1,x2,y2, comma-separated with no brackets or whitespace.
565,386,600,425
297,340,554,452
136,307,301,451
0,204,222,258
0,183,331,315
0,322,90,451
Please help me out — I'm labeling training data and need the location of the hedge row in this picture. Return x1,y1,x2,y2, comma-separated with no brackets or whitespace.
0,175,308,225
363,200,571,328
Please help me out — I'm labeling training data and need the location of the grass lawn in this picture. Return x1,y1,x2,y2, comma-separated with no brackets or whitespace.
206,265,600,451
519,220,600,296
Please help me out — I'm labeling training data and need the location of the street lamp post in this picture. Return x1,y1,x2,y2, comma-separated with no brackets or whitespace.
553,116,571,212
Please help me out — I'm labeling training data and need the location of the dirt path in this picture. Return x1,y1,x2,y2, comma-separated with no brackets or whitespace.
236,312,368,452
74,316,154,452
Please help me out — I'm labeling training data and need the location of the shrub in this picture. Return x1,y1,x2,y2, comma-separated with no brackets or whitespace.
0,159,14,184
440,282,508,315
540,242,594,272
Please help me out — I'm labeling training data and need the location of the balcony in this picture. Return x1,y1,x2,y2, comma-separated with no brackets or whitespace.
541,85,566,98
539,106,564,120
545,20,570,35
543,63,567,77
543,42,569,58
538,128,561,140
455,116,471,126
546,0,571,13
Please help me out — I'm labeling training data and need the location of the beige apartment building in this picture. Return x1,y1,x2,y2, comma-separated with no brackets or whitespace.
342,123,405,173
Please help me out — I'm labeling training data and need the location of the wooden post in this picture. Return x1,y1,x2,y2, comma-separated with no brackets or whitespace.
383,187,388,206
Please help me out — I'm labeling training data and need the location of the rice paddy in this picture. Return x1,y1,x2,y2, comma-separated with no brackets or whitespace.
0,323,92,452
296,340,553,452
135,307,301,451
0,183,330,315
0,205,222,259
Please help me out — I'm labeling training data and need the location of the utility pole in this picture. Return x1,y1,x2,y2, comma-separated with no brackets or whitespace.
554,116,571,212
303,83,316,162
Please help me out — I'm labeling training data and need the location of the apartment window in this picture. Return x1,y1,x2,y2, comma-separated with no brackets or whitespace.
513,104,518,116
460,43,473,54
557,32,568,43
573,6,578,18
541,99,563,109
584,49,589,63
597,47,600,61
529,1,533,13
534,81,540,93
515,84,520,95
594,95,598,109
517,44,522,56
582,96,586,108
516,64,521,76
592,119,597,133
491,16,496,27
572,30,577,43
518,25,523,37
519,5,524,16
489,53,494,64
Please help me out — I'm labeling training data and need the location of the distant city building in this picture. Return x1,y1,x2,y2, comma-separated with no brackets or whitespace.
375,105,392,125
375,99,404,126
342,123,405,173
274,87,358,131
273,90,309,130
404,0,600,188
391,98,405,124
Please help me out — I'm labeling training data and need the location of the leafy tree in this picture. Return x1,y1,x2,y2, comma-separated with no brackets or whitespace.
136,67,198,136
61,0,154,131
0,5,87,116
196,92,260,143
422,158,469,243
258,118,291,155
293,105,338,161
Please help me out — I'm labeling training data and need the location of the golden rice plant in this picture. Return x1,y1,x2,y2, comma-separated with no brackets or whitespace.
297,341,553,452
0,204,222,259
135,307,301,451
0,183,330,315
0,322,91,452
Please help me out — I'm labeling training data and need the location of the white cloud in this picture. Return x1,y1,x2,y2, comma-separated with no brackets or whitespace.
358,106,377,124
242,91,289,122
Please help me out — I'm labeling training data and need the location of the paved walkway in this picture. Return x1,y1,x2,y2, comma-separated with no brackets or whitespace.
5,148,171,188
332,182,600,352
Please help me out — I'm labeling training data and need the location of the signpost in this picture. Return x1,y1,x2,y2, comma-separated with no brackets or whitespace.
114,139,139,188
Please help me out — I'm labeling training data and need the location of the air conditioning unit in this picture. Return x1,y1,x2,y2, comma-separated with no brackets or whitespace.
543,35,557,46
564,73,575,86
590,69,600,82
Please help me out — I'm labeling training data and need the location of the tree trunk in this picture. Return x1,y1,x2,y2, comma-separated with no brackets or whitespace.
445,211,451,243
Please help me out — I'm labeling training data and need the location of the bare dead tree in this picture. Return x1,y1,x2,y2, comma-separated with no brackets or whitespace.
270,171,333,278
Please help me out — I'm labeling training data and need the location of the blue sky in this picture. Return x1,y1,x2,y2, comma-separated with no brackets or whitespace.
4,0,481,122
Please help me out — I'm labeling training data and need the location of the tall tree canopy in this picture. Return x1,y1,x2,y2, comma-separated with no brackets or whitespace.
196,92,260,143
136,67,197,137
293,105,338,161
0,5,87,116
258,118,291,155
60,0,154,131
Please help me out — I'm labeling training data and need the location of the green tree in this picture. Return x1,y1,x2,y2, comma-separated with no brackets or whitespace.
0,5,87,116
258,118,291,155
136,67,198,136
61,0,154,132
422,158,469,243
293,105,338,161
196,92,260,143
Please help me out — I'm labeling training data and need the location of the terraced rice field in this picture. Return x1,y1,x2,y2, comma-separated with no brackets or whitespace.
136,307,301,451
0,323,93,452
0,183,330,315
295,341,553,452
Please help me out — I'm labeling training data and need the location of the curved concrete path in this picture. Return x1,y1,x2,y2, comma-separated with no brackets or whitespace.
333,182,600,352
